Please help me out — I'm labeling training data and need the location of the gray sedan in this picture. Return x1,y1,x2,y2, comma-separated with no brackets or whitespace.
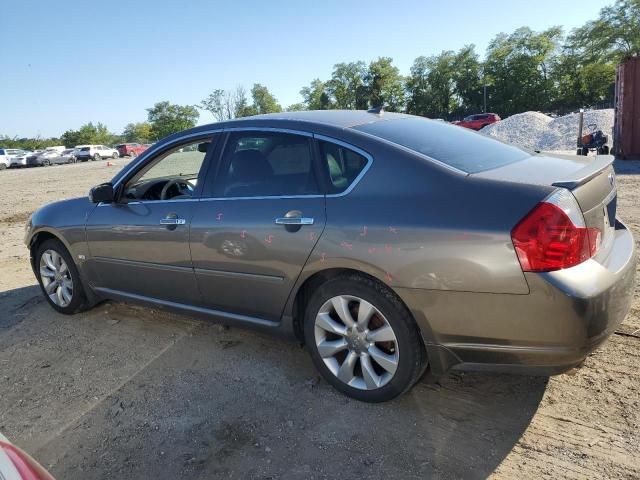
24,110,635,402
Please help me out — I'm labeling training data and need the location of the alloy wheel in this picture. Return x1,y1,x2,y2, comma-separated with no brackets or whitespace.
314,295,399,390
39,249,73,307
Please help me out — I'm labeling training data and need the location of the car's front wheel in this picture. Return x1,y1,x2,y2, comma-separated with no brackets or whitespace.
112,152,118,158
304,274,426,402
35,239,88,314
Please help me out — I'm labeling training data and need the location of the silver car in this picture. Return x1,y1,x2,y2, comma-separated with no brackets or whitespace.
25,111,635,402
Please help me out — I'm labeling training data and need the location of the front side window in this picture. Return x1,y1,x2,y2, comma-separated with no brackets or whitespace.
216,132,318,197
318,141,368,194
122,139,211,202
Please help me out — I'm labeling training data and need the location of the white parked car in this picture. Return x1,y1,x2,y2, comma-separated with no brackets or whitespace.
8,150,30,168
0,148,22,170
76,145,119,162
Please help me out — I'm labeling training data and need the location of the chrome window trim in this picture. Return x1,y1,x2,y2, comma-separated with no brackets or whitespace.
224,126,313,137
352,128,468,176
313,134,374,198
110,127,374,203
200,195,325,202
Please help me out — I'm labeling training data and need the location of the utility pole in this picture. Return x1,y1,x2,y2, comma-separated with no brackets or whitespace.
483,85,487,113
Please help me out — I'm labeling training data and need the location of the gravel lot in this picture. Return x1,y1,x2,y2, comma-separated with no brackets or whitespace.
0,158,638,479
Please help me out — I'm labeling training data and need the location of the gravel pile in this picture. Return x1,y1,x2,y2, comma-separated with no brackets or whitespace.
481,109,614,152
481,112,552,150
538,109,614,151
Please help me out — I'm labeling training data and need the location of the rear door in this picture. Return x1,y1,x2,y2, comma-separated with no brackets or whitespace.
85,134,217,304
190,129,326,322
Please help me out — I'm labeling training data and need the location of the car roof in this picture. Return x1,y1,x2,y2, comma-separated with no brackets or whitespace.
179,110,415,138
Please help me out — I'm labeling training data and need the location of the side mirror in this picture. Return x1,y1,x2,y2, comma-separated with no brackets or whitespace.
89,183,114,203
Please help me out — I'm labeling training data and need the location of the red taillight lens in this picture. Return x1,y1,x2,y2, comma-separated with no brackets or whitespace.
512,201,600,272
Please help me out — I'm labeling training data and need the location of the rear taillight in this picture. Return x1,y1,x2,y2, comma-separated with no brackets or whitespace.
511,189,601,272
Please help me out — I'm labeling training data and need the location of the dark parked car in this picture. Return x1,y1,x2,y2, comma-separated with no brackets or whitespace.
24,110,635,402
453,113,501,130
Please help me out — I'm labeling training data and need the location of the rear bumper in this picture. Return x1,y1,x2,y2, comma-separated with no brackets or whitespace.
397,220,636,376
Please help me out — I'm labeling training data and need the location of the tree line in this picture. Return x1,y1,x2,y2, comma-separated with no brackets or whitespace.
2,0,637,149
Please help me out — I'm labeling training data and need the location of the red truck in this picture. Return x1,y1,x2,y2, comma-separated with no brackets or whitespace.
453,113,501,130
116,143,149,158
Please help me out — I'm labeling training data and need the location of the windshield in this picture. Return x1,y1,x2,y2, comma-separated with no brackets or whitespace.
353,117,530,173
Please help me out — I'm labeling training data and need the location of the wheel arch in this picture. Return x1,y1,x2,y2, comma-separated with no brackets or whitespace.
289,267,423,347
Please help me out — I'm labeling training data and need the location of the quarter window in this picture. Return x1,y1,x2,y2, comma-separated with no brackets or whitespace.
318,141,368,194
216,132,318,197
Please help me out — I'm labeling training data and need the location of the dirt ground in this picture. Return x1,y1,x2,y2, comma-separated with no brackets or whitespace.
0,157,638,479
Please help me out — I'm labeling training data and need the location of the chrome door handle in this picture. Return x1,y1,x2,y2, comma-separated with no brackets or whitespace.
160,217,186,225
275,217,314,225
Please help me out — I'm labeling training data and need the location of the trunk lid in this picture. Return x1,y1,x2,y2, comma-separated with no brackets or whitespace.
475,153,617,258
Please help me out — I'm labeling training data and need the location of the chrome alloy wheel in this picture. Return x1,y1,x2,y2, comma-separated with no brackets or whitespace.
39,249,73,307
314,295,399,390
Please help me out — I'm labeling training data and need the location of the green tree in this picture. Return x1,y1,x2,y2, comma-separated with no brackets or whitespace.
249,83,282,114
451,46,483,116
286,102,307,112
122,122,152,143
300,79,331,110
147,101,199,140
484,26,562,116
568,0,640,62
365,57,405,111
199,86,249,121
406,52,457,118
61,122,116,146
327,61,368,109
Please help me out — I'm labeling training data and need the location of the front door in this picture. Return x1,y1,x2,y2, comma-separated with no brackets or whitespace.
190,130,326,322
86,136,215,304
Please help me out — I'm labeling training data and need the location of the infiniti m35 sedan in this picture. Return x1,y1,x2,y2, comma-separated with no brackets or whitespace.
25,110,635,402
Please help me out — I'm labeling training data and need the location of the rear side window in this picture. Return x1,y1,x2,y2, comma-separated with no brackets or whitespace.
215,132,318,197
353,117,529,173
318,141,368,194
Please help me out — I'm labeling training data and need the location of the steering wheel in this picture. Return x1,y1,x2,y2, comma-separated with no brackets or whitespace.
160,179,193,200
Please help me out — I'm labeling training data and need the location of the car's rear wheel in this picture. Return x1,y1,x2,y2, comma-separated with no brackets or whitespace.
304,274,426,402
93,153,101,161
129,151,137,158
35,239,88,314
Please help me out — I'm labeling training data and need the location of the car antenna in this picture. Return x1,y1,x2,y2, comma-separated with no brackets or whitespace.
367,105,384,115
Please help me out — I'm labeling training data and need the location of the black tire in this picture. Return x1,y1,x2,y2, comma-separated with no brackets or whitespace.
129,151,137,158
35,238,88,315
576,148,582,156
0,163,6,170
112,152,118,159
303,273,426,402
93,153,101,161
602,145,610,155
581,147,589,156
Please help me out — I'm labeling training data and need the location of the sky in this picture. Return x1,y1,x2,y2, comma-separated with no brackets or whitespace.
1,0,612,138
